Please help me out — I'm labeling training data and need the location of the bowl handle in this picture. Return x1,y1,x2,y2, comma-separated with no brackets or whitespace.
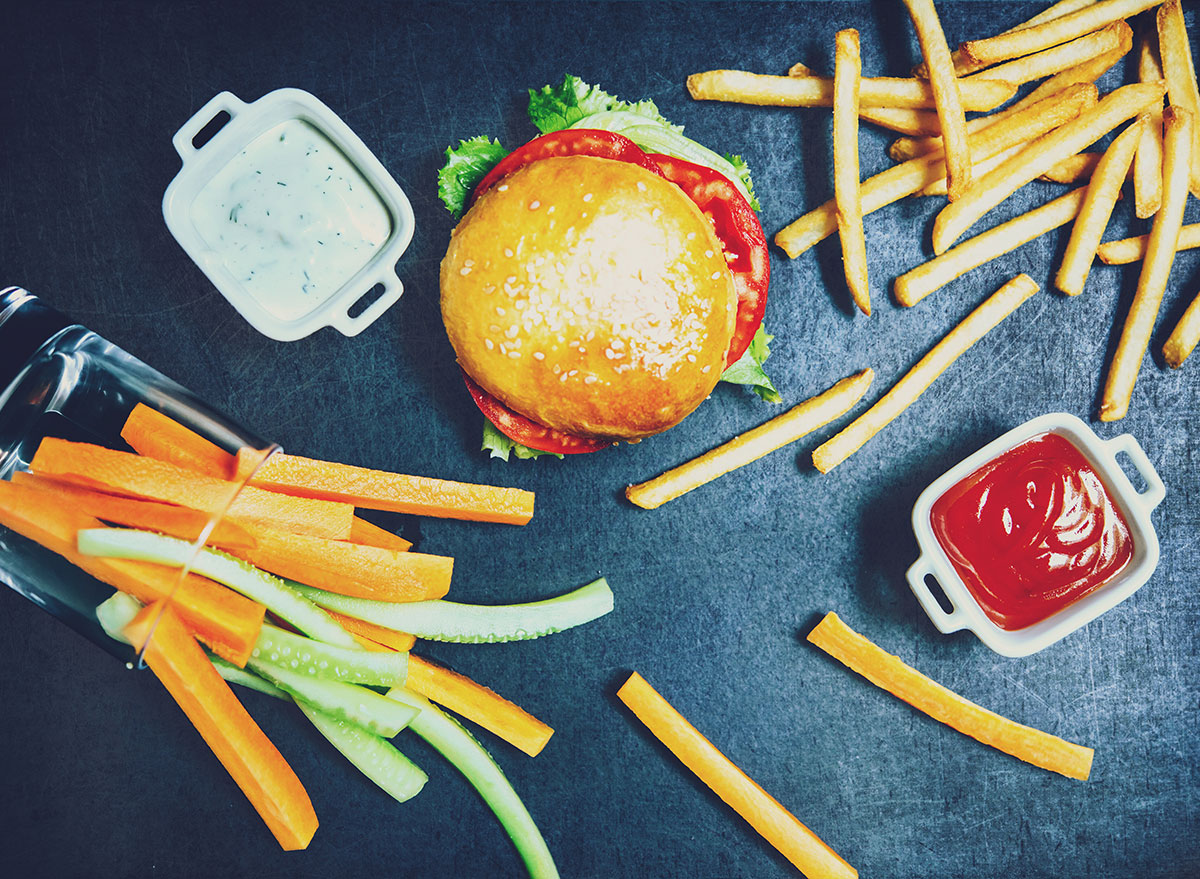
906,556,968,633
1100,432,1166,512
171,92,248,162
330,271,405,338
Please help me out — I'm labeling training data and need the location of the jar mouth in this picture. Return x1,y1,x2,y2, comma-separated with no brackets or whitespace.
0,288,73,397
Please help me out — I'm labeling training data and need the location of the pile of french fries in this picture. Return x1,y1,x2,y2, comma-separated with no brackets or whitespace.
629,0,1198,508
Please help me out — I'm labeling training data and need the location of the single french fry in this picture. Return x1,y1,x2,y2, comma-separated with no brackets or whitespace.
918,146,1023,196
834,30,870,314
1038,152,1103,183
892,42,1131,162
1056,117,1147,296
1097,223,1200,263
617,672,857,879
686,69,1016,111
626,369,874,510
1100,106,1194,420
1158,0,1200,195
860,106,943,135
814,275,1039,472
961,0,1164,67
962,20,1130,88
932,82,1165,254
903,0,972,200
807,613,1094,780
1162,287,1200,368
914,0,1097,77
898,190,1085,307
1134,16,1165,217
777,85,1097,258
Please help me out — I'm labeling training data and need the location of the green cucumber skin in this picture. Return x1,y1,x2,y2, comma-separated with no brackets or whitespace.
295,701,428,804
95,591,141,645
292,578,614,644
77,528,359,649
388,688,559,879
211,656,288,699
253,622,408,687
250,657,418,738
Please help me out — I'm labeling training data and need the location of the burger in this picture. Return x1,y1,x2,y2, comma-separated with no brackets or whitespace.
437,77,775,459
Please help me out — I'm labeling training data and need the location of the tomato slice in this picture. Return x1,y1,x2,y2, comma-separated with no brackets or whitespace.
471,129,662,202
461,370,610,455
646,154,769,367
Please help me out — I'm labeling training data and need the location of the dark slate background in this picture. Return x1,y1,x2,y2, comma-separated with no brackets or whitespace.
2,2,1198,877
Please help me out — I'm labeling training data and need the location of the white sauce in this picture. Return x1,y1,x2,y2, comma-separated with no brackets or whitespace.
191,118,391,321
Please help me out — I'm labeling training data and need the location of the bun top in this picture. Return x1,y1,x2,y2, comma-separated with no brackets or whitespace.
440,155,737,440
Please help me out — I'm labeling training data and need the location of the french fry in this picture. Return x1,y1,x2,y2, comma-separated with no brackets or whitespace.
918,146,1022,196
960,0,1164,67
961,20,1131,88
1163,289,1200,368
813,275,1039,473
807,613,1094,780
626,369,874,510
617,672,858,879
897,190,1085,307
932,82,1165,254
1134,15,1165,217
1056,117,1147,296
902,0,972,200
1097,223,1200,263
1157,0,1200,195
686,70,1016,111
1100,106,1194,420
787,62,944,134
1037,152,1103,183
777,85,1097,258
889,41,1130,162
914,0,1098,77
834,30,870,314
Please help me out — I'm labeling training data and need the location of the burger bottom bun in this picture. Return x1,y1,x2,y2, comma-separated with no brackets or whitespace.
440,155,737,440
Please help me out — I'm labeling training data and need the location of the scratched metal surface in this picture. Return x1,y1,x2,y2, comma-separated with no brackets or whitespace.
1,2,1198,876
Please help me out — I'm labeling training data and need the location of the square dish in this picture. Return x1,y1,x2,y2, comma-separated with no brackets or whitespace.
162,88,415,341
907,412,1165,657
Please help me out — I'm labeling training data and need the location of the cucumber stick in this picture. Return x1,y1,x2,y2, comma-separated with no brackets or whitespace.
250,656,418,738
77,528,358,649
388,687,559,879
253,622,408,687
211,655,288,698
292,577,614,643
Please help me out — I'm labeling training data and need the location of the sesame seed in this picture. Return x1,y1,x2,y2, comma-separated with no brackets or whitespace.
687,354,696,363
652,208,661,219
583,193,593,202
498,184,508,191
711,271,721,280
484,339,494,350
506,275,517,284
705,250,714,258
508,351,521,359
495,306,506,316
584,375,597,384
533,351,545,360
529,200,540,210
547,206,555,213
687,232,696,240
506,325,519,338
463,259,474,267
459,267,471,275
504,248,514,258
637,182,647,192
702,365,712,373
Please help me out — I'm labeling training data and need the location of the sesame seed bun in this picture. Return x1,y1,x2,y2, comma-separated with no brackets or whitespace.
440,155,737,440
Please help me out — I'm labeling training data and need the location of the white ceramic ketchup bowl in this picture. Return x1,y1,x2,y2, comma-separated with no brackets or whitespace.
907,412,1165,657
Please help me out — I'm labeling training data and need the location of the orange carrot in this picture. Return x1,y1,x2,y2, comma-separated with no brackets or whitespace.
120,403,238,480
124,602,318,850
0,480,263,665
807,613,1094,780
231,525,452,602
10,472,257,549
348,515,412,551
31,437,354,540
617,672,857,879
406,655,554,757
239,449,535,526
324,610,416,652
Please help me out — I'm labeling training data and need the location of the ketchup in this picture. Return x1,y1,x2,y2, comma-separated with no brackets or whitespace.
930,432,1134,631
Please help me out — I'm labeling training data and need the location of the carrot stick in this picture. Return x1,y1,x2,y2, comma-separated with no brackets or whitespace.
31,437,354,540
10,472,257,549
239,450,535,526
617,672,857,879
807,613,1094,780
348,515,412,552
406,655,553,757
124,602,318,850
324,610,416,652
120,403,238,480
0,480,263,665
232,525,452,602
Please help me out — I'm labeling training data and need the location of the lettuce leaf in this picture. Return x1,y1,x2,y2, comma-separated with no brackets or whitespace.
437,136,509,219
723,154,761,214
720,326,782,403
481,419,564,461
527,74,679,135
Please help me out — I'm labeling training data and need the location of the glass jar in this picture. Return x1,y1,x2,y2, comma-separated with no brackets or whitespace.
0,286,275,658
